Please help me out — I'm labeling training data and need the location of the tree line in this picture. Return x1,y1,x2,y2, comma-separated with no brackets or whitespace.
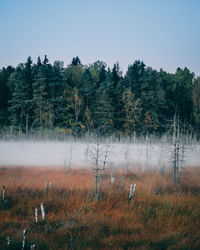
0,55,200,138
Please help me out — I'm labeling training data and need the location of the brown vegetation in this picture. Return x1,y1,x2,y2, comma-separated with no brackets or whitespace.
0,166,200,249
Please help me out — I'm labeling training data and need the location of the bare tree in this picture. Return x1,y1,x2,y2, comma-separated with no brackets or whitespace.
89,141,110,201
111,165,115,184
121,171,125,187
144,134,149,172
84,144,90,166
157,136,168,175
172,112,180,184
124,143,130,174
64,143,72,170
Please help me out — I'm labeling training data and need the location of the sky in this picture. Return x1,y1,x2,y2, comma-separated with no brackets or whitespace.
0,0,200,76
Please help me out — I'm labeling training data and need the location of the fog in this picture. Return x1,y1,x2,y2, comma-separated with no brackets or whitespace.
0,140,199,170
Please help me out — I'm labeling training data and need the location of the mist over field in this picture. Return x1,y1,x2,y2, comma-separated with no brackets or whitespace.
0,140,199,169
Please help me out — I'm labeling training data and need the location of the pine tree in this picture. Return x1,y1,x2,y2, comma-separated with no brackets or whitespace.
0,67,14,127
79,68,95,133
24,56,33,133
48,61,65,127
192,77,200,133
8,64,32,132
124,60,146,99
32,65,49,129
94,81,114,136
71,56,81,66
122,88,142,135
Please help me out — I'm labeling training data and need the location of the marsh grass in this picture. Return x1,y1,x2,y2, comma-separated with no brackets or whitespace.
0,167,200,249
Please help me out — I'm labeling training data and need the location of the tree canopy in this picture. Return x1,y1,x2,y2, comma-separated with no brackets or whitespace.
0,56,199,138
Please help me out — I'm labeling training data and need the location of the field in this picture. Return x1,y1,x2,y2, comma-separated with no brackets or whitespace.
0,166,200,249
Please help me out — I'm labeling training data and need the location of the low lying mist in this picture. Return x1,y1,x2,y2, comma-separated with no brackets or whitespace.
0,139,199,170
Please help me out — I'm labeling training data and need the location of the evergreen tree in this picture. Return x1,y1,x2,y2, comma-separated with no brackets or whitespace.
32,64,49,129
122,88,142,135
0,55,199,137
24,56,33,132
63,86,84,137
43,55,49,66
64,60,83,88
192,77,200,133
93,81,114,135
173,67,194,125
112,62,121,88
0,66,14,127
37,56,42,68
48,61,65,127
124,60,146,98
71,56,81,66
8,64,29,131
79,68,95,132
111,63,122,131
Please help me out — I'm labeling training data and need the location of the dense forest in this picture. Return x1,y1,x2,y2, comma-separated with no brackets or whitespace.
0,55,200,138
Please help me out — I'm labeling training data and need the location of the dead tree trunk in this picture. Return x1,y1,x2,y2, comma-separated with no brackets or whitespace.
111,165,115,184
22,229,26,249
94,143,100,200
2,186,5,202
125,144,129,174
90,141,110,201
40,202,46,221
35,208,38,223
173,112,180,184
121,171,125,187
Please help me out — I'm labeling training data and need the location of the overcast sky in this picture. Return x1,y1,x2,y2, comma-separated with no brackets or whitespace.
0,0,200,76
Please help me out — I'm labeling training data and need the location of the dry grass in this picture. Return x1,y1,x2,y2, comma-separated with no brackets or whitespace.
0,166,200,249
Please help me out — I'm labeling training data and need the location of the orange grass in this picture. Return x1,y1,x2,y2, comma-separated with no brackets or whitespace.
0,166,200,249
